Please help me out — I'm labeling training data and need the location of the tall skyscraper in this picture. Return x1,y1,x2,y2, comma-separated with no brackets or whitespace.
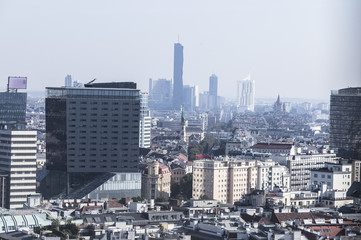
237,74,255,112
0,130,37,209
65,74,72,87
330,87,361,159
44,82,141,198
139,92,151,148
0,78,36,209
173,43,184,109
209,74,218,109
183,85,195,111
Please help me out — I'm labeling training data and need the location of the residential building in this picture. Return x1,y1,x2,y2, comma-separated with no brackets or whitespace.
44,82,140,198
140,161,171,201
287,153,339,190
0,130,37,209
173,43,184,109
257,160,290,191
209,74,218,110
237,74,255,112
330,87,361,159
251,142,296,156
311,162,352,191
171,168,187,184
192,158,258,204
139,93,151,148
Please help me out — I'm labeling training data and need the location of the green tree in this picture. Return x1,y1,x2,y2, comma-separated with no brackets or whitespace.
179,173,193,200
132,196,144,202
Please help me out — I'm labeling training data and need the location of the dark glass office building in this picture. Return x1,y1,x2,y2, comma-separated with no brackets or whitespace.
44,83,140,198
330,87,361,159
173,43,184,110
0,92,27,124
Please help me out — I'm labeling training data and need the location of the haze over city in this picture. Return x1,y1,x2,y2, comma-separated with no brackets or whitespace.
1,0,360,100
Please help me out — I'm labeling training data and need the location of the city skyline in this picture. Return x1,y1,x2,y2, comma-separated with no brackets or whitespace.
0,1,360,101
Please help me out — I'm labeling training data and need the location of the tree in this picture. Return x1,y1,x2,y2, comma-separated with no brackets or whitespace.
179,173,193,200
132,196,144,202
200,194,211,200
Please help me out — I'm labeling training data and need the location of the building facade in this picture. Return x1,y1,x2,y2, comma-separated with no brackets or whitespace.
44,82,140,198
287,153,339,191
0,92,27,124
139,93,151,148
311,162,352,191
141,161,171,201
237,75,255,112
192,159,258,204
330,87,361,159
257,160,290,191
209,74,218,110
0,131,37,209
173,43,184,109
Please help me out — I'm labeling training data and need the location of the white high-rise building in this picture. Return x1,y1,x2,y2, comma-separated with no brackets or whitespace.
237,74,255,112
0,130,37,209
139,93,151,148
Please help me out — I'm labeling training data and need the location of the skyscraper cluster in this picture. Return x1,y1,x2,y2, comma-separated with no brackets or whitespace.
148,43,218,111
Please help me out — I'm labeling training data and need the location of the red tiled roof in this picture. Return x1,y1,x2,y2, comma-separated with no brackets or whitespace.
81,205,102,213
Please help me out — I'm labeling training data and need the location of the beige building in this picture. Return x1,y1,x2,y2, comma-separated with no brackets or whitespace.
141,161,171,201
192,158,258,204
171,168,187,184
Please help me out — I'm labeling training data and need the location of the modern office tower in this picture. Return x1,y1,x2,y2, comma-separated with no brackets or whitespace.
183,85,195,111
173,43,184,110
192,158,258,204
0,92,27,124
65,75,72,87
287,153,339,191
330,87,361,159
44,82,140,198
0,78,36,209
209,74,218,110
139,93,151,148
194,85,199,107
237,74,255,112
0,130,37,209
199,92,209,110
148,78,173,110
148,78,153,95
140,161,171,201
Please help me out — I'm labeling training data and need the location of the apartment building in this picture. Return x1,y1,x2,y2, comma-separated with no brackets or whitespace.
311,162,352,191
257,159,290,191
141,161,171,201
0,130,37,209
192,158,258,204
287,153,339,191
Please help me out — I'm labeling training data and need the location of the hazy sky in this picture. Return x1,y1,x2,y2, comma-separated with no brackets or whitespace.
0,0,360,101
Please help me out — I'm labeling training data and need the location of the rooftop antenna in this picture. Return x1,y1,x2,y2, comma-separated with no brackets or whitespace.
178,35,180,43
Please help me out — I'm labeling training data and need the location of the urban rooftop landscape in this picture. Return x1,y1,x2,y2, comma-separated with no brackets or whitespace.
0,1,360,240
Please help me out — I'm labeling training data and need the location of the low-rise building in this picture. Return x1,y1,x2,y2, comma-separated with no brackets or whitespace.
311,162,352,191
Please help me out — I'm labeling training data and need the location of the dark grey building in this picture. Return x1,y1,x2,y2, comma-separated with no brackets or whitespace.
173,43,184,110
0,92,26,125
330,87,361,159
44,82,141,198
209,74,218,109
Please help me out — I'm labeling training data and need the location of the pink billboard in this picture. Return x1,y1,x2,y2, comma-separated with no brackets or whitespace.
8,77,27,89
